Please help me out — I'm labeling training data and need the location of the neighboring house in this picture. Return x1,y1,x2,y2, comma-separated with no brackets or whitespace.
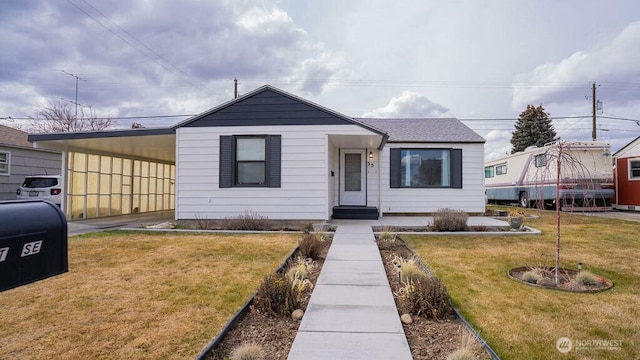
174,85,486,220
29,85,486,220
0,124,62,201
613,136,640,211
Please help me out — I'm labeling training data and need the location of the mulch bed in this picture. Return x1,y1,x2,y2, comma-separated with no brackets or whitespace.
377,240,476,360
207,235,494,360
207,238,331,360
508,266,613,293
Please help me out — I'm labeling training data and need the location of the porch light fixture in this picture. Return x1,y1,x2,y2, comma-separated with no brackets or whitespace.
368,151,373,158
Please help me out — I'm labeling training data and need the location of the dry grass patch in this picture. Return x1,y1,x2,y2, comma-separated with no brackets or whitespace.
404,208,639,360
0,231,297,359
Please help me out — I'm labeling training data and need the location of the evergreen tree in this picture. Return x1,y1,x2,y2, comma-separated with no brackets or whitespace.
511,105,557,153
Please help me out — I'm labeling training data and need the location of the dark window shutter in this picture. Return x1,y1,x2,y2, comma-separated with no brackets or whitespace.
266,135,281,188
390,148,401,188
451,149,463,189
219,135,233,188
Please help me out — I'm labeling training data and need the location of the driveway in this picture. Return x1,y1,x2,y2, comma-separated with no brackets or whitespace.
67,211,174,236
577,210,640,223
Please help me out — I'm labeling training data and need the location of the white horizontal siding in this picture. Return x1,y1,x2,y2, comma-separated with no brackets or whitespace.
176,124,371,220
380,143,485,213
366,150,380,207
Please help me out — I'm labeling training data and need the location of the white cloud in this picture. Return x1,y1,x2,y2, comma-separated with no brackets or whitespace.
482,130,513,161
0,0,346,125
512,21,640,110
362,91,449,118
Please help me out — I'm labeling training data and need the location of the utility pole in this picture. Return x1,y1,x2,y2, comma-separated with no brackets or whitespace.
234,78,238,99
62,70,85,119
592,82,597,141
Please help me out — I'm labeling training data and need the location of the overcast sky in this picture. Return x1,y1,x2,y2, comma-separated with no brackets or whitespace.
1,0,639,159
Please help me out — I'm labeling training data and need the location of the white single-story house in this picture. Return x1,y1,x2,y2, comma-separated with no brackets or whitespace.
0,124,62,201
29,85,486,220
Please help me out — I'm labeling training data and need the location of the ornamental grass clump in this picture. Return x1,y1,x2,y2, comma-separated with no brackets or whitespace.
285,256,316,282
253,273,300,316
393,256,428,284
230,343,264,360
446,327,481,360
521,270,540,284
378,226,397,242
221,211,272,230
433,208,468,232
298,234,323,260
402,275,451,320
576,271,598,286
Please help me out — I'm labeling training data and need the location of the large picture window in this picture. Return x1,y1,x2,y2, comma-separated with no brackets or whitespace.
401,149,450,187
0,151,9,175
236,137,266,185
219,135,281,188
390,148,462,188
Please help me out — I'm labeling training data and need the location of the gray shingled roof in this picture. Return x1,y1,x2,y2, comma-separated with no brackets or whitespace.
0,124,33,148
354,118,485,143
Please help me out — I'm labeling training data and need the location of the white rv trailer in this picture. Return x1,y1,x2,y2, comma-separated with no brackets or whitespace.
485,141,614,210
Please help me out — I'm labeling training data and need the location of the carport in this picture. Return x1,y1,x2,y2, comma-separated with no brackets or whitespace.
29,128,176,220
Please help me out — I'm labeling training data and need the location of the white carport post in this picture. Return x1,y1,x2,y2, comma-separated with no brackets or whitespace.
60,150,68,218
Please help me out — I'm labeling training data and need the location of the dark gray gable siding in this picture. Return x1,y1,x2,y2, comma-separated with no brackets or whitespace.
219,135,281,188
184,90,353,127
389,148,463,189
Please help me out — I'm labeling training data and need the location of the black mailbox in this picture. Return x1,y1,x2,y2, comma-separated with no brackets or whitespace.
0,200,68,292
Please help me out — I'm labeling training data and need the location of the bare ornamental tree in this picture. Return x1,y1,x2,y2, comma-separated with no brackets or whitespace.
30,100,114,133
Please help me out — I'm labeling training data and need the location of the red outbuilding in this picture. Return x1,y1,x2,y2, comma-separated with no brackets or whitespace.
613,136,640,211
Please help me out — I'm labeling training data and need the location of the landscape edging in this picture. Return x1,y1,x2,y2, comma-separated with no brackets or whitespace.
397,235,502,360
194,246,300,360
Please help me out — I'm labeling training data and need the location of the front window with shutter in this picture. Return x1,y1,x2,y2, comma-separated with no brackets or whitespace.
219,135,281,188
236,137,266,185
400,149,450,187
390,148,462,188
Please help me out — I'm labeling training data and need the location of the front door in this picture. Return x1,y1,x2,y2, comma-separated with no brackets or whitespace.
340,149,366,206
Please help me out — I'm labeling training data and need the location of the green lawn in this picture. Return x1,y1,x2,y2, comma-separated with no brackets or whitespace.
404,208,639,360
0,231,298,359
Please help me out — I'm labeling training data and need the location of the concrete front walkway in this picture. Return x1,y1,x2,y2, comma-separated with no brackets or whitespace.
288,224,412,360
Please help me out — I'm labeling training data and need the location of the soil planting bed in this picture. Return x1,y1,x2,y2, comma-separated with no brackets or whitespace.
508,266,613,293
207,234,494,360
377,239,491,360
207,238,332,360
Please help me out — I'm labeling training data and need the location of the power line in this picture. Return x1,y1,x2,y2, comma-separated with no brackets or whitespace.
66,0,210,93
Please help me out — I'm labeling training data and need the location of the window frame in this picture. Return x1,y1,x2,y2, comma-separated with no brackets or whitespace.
534,154,547,168
484,166,494,178
391,147,461,189
219,134,281,189
234,136,267,186
0,151,10,176
629,158,640,181
495,163,507,175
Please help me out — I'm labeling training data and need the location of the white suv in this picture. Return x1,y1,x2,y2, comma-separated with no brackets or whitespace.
16,175,63,206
